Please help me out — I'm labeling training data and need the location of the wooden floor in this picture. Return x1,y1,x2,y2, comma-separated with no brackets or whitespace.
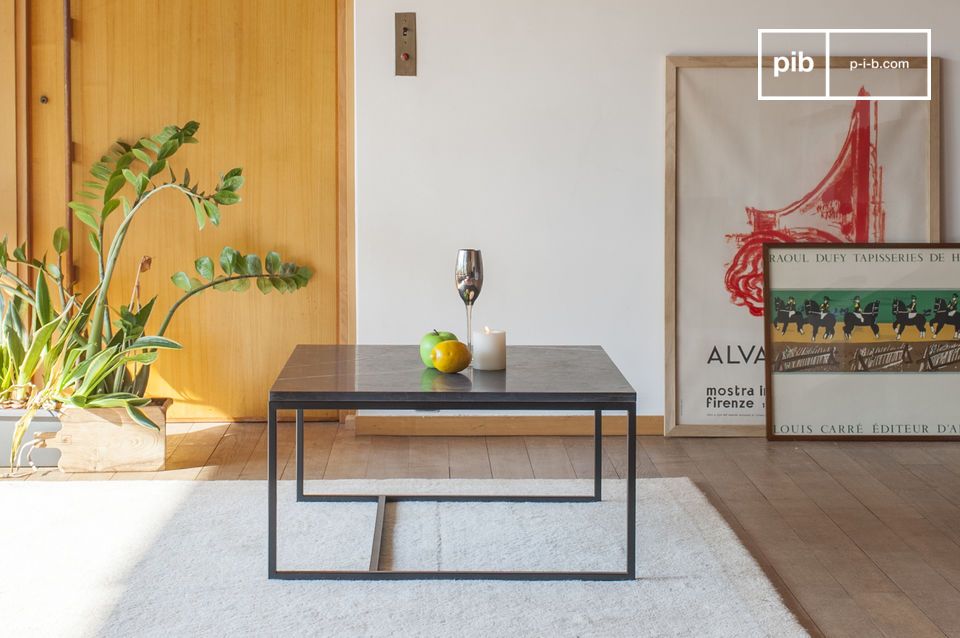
12,421,960,637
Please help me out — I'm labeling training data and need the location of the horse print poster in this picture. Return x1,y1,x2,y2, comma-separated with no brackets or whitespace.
764,244,960,440
665,57,939,435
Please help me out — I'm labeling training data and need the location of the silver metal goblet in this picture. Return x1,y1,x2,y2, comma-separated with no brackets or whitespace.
455,249,483,348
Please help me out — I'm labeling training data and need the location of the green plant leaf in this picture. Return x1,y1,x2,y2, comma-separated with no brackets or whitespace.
171,271,193,292
132,148,152,165
182,121,200,137
213,190,240,205
53,227,70,254
202,200,221,226
219,247,240,275
195,256,214,281
88,231,101,255
157,139,179,160
222,175,244,191
256,276,272,294
244,254,262,275
232,278,251,292
191,197,206,230
125,404,158,430
35,270,53,326
103,174,126,201
139,138,160,153
224,167,242,180
127,336,181,350
146,158,166,179
72,209,100,232
18,314,63,384
102,198,121,219
265,251,280,274
213,279,235,291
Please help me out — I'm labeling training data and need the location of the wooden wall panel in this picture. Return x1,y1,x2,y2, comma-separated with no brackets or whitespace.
30,0,341,420
0,0,17,242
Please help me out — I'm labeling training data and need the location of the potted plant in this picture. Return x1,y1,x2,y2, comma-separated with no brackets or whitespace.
7,122,312,473
0,233,75,471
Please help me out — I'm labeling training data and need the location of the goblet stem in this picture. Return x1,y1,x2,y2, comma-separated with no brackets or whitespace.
465,304,473,349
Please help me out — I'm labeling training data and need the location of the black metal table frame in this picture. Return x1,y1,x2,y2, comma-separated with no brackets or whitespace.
268,399,636,581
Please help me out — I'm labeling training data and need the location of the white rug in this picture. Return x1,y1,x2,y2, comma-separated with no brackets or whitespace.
0,479,805,637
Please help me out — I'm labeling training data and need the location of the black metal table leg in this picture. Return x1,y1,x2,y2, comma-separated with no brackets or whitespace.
267,402,278,578
594,409,602,500
626,405,636,579
295,408,305,501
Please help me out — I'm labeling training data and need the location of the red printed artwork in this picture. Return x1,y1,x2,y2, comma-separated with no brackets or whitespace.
725,88,885,316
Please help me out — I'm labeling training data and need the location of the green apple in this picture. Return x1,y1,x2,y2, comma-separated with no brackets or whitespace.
420,329,457,367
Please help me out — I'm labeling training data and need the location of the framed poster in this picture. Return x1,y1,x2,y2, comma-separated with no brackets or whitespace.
664,56,941,436
764,243,960,441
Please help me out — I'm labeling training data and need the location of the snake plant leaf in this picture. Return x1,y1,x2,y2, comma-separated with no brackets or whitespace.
5,328,23,369
125,404,159,430
194,257,214,281
53,227,70,255
18,313,63,384
127,336,181,350
135,297,156,325
80,393,151,409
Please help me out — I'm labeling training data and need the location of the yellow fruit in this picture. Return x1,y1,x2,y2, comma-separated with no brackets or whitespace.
430,340,472,373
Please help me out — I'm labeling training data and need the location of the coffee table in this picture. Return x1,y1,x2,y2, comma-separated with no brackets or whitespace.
268,344,637,580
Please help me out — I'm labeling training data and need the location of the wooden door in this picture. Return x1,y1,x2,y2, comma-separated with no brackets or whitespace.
29,0,341,420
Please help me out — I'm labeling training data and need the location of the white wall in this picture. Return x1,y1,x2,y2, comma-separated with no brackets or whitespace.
355,0,958,414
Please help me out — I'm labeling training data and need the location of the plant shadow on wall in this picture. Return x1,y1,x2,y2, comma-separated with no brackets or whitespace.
5,122,312,470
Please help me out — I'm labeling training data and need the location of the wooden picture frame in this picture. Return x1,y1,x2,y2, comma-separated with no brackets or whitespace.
664,56,941,436
764,243,960,441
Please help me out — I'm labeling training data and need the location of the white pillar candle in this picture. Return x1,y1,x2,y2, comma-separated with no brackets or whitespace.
471,326,507,370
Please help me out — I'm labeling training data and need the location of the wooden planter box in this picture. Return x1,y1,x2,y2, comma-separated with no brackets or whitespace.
0,408,62,468
48,399,171,472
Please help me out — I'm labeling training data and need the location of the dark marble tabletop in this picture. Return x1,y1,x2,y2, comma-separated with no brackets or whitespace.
269,345,636,404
